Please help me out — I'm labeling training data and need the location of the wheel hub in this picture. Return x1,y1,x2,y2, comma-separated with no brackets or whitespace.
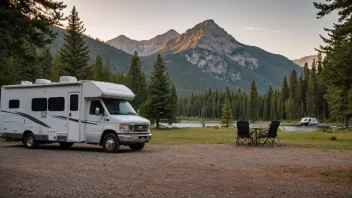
27,136,34,147
105,138,115,151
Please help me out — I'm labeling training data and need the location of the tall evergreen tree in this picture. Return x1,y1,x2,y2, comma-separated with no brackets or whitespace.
38,46,54,80
315,0,352,127
126,52,147,111
280,76,289,119
167,82,178,124
220,96,233,127
248,80,258,122
144,54,171,128
307,59,318,117
59,6,90,80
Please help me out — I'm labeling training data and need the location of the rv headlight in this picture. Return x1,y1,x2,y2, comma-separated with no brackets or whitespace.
119,123,129,131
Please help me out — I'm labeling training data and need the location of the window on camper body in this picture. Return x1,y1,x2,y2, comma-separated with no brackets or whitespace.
9,100,20,109
32,98,47,111
89,100,104,115
102,99,137,115
70,95,79,111
48,97,65,111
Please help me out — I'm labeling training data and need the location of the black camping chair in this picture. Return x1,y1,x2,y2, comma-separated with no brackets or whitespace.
258,120,281,147
236,120,252,147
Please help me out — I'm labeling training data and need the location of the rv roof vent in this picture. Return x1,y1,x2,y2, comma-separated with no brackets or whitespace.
35,79,52,84
21,81,32,85
60,76,77,83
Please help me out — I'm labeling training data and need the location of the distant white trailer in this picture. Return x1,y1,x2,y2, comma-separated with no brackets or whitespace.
299,117,318,125
0,76,151,153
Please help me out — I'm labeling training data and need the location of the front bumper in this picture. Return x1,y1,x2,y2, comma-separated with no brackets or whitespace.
118,133,152,144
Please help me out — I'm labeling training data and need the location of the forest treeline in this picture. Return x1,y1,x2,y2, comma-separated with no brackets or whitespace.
178,56,329,123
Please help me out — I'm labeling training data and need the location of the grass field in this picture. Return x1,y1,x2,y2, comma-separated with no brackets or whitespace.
1,128,351,150
150,127,352,149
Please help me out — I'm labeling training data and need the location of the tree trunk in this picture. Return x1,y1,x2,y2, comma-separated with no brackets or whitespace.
156,120,160,129
344,115,351,129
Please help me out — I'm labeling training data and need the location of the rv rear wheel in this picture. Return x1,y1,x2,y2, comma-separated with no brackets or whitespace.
102,133,120,153
24,133,38,149
129,143,145,151
59,142,74,149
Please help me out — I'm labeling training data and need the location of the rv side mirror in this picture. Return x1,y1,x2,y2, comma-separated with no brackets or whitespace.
95,107,100,116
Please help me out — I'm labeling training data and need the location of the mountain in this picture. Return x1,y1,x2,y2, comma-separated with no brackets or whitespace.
106,29,179,56
158,19,303,91
292,55,318,68
49,20,303,96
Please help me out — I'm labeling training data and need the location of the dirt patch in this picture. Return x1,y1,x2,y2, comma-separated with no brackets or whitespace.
0,144,351,197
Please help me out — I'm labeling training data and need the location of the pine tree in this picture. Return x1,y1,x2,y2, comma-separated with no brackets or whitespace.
167,82,178,124
307,59,318,117
287,70,298,119
38,46,54,80
248,80,258,122
314,0,352,127
144,54,171,128
59,6,90,80
280,76,289,119
92,55,104,81
126,52,147,110
1,0,66,65
220,95,233,127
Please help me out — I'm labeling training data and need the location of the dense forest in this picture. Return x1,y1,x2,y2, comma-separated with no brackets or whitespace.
178,56,329,123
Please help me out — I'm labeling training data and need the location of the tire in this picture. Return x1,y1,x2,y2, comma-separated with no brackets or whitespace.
59,142,74,149
129,143,145,151
23,133,38,149
102,133,120,153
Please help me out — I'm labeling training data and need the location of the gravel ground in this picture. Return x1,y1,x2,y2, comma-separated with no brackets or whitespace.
0,144,351,198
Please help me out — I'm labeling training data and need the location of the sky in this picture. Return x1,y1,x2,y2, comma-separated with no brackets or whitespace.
61,0,338,59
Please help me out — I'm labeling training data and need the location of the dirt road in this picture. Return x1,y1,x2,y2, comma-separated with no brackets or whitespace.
0,144,351,197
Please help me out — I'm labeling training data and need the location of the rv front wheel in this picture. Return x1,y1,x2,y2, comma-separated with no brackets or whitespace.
59,142,74,149
24,133,38,149
129,143,145,151
102,133,120,153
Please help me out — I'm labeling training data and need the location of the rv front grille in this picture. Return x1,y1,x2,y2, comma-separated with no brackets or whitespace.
130,124,149,132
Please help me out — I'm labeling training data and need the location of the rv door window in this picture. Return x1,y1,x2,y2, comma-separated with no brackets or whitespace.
70,95,79,111
32,98,47,111
9,100,20,109
89,100,104,115
48,97,65,111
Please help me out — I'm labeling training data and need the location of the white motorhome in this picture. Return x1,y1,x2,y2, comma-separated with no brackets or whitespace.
0,77,151,153
299,117,318,125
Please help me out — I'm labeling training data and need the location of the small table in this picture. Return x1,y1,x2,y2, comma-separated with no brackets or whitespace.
250,127,267,145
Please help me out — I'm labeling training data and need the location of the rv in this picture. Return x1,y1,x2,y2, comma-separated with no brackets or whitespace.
0,77,151,153
299,117,318,125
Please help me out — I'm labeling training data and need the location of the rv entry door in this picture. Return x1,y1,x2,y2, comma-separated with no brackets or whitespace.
67,93,80,141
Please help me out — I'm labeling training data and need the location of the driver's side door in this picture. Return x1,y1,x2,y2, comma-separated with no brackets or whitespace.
85,100,105,143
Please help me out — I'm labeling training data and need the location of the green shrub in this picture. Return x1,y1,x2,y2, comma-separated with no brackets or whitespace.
330,136,337,141
213,126,220,129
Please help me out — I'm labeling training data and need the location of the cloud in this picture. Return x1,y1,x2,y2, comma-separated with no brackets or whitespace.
242,26,283,33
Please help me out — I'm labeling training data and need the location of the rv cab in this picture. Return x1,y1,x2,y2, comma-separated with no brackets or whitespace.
0,76,151,153
299,117,318,125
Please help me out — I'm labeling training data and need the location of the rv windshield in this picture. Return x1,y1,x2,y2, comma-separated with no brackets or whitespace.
102,99,137,115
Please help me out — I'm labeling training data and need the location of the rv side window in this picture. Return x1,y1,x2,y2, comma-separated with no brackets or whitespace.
48,97,65,111
32,98,47,111
9,100,20,109
70,95,79,111
89,100,104,115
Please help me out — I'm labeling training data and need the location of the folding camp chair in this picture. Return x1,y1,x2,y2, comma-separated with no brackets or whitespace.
258,120,281,147
236,120,252,147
